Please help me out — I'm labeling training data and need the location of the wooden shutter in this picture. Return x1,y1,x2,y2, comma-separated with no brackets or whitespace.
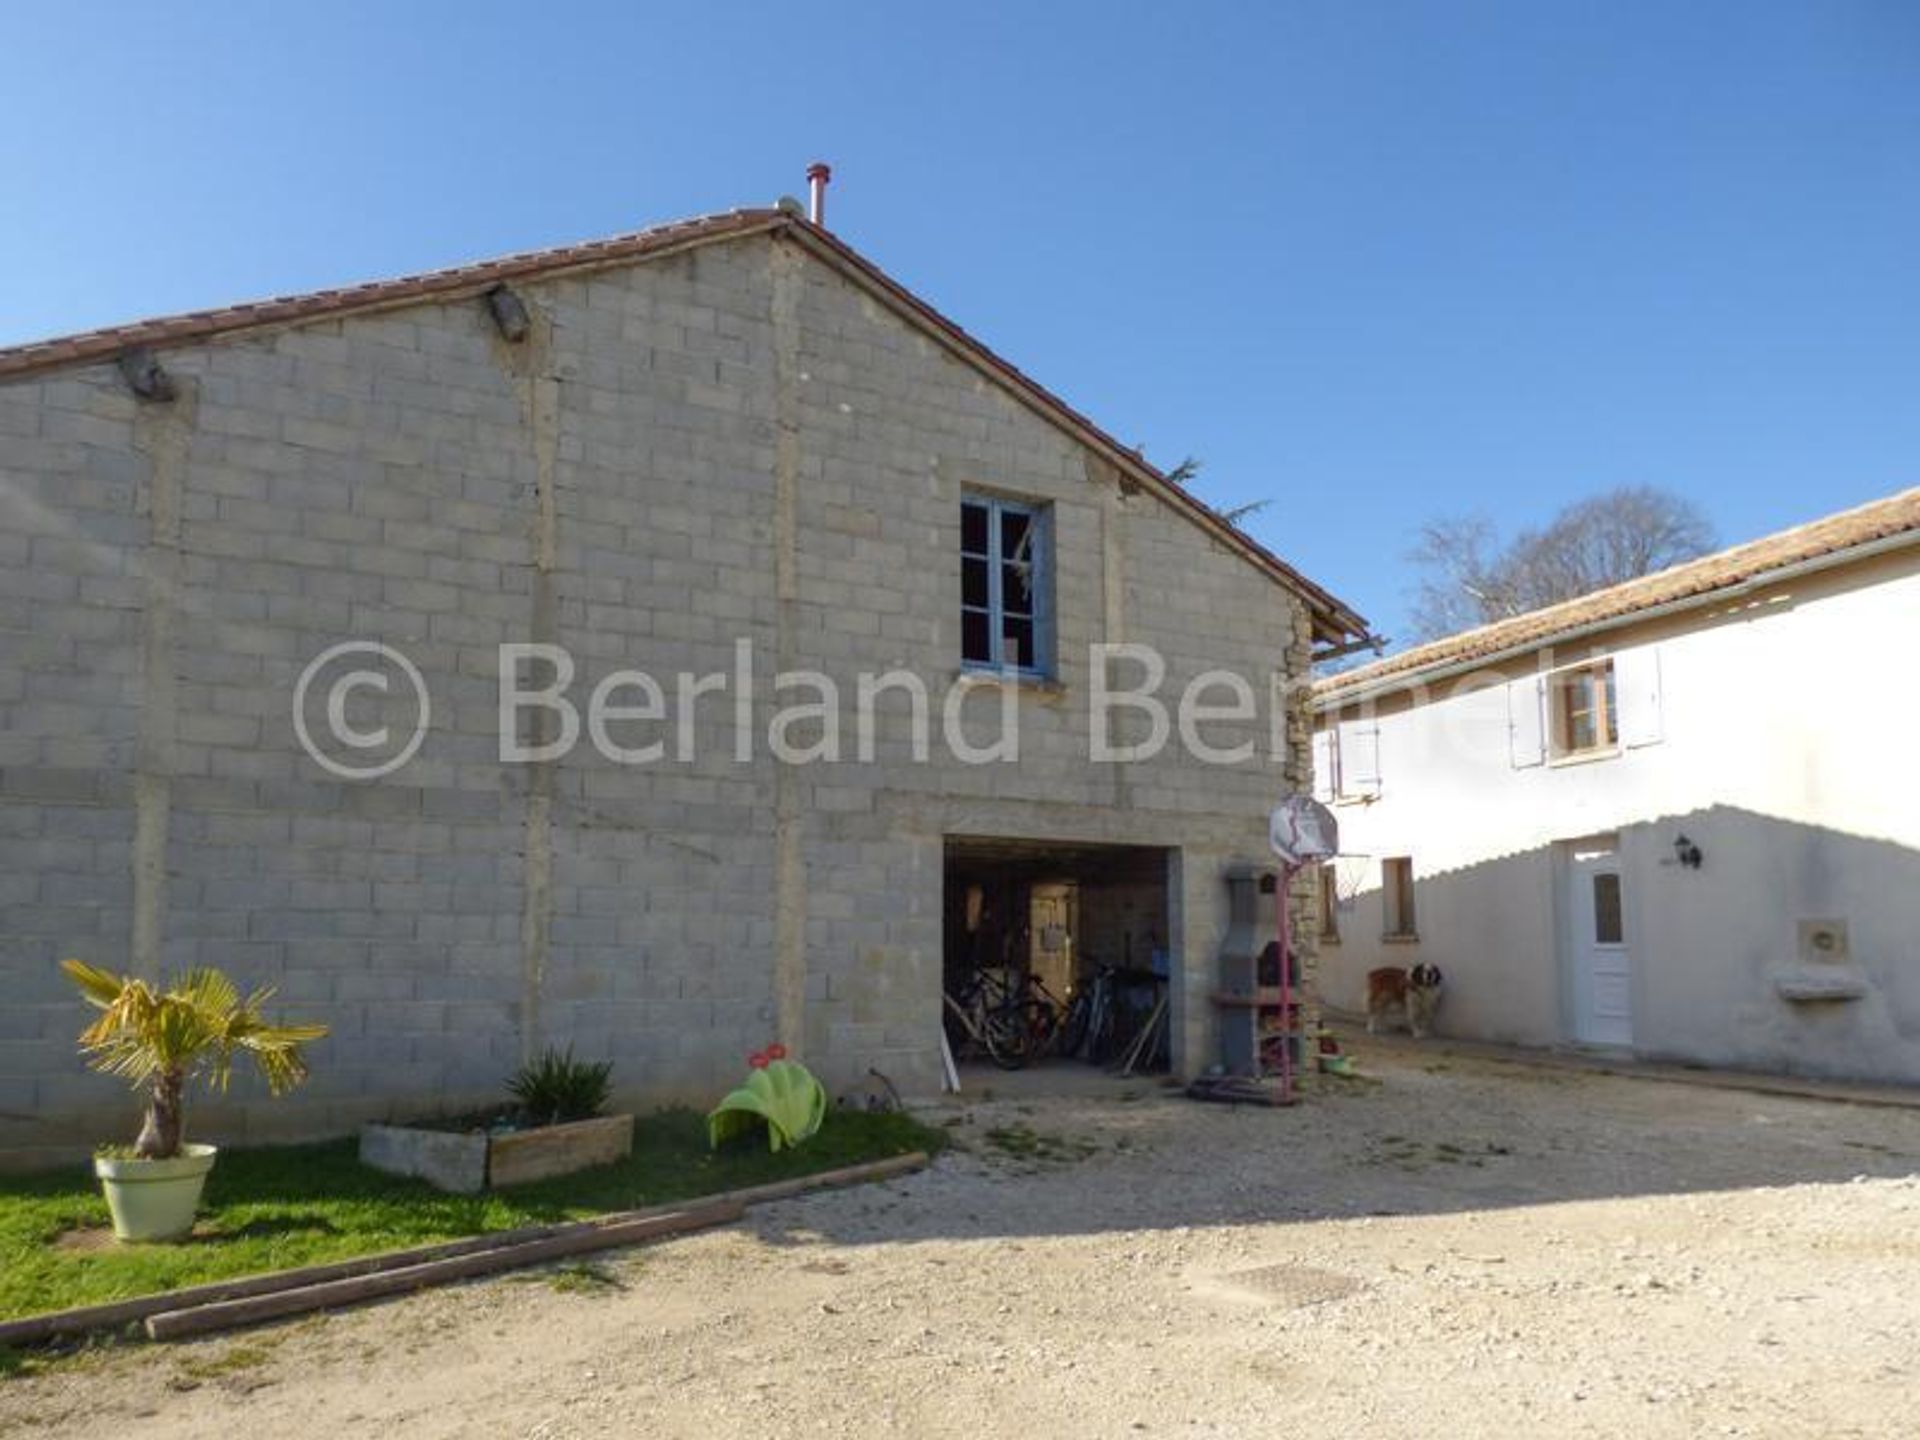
1339,719,1382,798
1615,646,1663,749
1508,676,1546,768
1311,727,1339,802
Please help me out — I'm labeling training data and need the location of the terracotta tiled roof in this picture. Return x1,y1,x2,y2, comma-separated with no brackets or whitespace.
0,205,1369,646
1317,485,1920,701
0,208,789,380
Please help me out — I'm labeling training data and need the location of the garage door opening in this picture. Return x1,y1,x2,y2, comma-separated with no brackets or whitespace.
943,837,1173,1075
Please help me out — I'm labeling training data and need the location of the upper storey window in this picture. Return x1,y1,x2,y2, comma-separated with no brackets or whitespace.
961,495,1052,676
1550,661,1619,759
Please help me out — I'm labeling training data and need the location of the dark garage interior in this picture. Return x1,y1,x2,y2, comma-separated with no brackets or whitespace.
941,837,1173,1073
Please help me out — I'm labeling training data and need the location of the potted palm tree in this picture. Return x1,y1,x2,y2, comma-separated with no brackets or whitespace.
62,959,328,1242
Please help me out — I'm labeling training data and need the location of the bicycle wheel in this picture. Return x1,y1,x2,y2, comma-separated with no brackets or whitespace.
1059,992,1091,1059
981,1002,1032,1069
1087,989,1115,1064
1021,998,1061,1058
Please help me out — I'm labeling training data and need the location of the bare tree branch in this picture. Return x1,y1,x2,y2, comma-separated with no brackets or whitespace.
1404,486,1715,642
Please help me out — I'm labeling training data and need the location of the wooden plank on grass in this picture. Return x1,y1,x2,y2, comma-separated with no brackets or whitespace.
0,1224,583,1349
143,1201,743,1341
716,1150,929,1208
2,1148,930,1348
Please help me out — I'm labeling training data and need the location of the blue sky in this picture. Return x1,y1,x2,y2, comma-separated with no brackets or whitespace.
7,2,1917,644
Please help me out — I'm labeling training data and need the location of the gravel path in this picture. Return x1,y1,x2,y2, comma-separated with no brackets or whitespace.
6,1048,1919,1438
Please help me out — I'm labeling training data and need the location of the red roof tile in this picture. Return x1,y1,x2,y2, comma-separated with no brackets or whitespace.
0,209,787,379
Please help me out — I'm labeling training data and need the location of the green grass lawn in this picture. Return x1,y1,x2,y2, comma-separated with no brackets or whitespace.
0,1107,942,1326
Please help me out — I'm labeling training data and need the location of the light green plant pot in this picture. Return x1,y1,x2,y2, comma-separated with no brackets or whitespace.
94,1143,218,1242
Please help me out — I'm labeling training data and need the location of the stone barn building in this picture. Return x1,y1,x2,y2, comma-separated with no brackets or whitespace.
0,198,1369,1167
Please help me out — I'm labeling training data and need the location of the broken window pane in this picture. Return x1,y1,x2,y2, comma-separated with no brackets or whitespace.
1002,560,1032,610
1000,509,1030,560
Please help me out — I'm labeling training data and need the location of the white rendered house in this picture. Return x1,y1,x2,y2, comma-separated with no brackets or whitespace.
1312,488,1920,1084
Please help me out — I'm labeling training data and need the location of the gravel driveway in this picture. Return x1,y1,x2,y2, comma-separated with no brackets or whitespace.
6,1048,1919,1439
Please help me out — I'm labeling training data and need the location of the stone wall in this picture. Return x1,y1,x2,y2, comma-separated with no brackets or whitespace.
0,231,1316,1167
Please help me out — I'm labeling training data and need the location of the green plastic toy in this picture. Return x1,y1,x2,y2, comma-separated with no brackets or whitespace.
707,1049,827,1152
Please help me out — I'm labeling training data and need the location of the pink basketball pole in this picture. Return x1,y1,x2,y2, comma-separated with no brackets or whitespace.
1268,793,1337,1108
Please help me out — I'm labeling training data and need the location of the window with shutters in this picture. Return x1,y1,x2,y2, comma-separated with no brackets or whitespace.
1514,649,1660,768
1382,856,1418,940
961,495,1053,677
1548,661,1619,760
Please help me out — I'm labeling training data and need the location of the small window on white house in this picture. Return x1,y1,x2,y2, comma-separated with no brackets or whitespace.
1549,661,1619,759
1382,856,1417,940
961,495,1052,675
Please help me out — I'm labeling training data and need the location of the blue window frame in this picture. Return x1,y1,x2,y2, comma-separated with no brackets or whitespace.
960,495,1052,676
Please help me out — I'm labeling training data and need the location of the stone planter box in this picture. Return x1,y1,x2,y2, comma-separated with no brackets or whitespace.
360,1114,634,1194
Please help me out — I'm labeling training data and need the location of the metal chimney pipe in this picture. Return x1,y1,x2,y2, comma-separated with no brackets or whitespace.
806,162,831,226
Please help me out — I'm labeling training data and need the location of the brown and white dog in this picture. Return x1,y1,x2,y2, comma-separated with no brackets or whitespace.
1365,964,1444,1038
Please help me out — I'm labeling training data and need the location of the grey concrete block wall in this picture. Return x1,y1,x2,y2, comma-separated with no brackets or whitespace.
0,231,1321,1168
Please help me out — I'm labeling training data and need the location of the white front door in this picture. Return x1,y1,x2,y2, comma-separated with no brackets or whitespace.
1568,839,1633,1047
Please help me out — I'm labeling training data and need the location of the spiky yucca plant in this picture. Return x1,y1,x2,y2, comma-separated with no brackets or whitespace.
62,960,329,1160
507,1047,613,1127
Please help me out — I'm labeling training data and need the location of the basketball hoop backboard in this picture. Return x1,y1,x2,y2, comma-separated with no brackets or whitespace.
1269,794,1339,867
